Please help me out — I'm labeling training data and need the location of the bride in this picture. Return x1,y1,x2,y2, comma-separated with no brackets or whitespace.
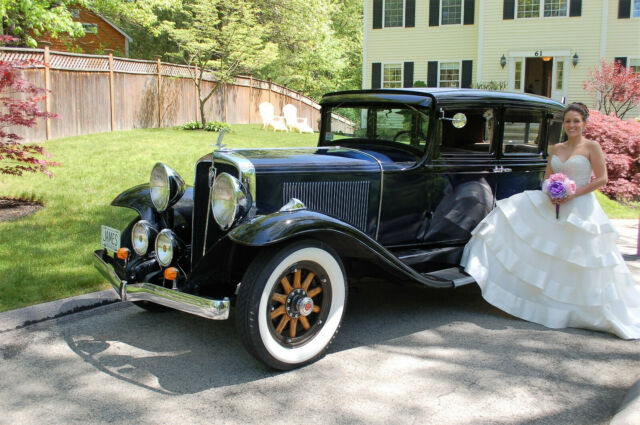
461,102,640,339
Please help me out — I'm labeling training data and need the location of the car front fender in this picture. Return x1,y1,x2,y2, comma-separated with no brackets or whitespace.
228,210,453,288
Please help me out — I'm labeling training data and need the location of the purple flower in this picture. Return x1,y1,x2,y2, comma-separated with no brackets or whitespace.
548,181,567,199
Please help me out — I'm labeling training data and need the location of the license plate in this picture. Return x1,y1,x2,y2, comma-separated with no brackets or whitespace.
101,225,121,253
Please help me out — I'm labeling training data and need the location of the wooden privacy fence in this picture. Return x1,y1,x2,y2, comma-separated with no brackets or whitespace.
1,47,324,143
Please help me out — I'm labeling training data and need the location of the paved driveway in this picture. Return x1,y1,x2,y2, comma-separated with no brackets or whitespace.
1,221,638,424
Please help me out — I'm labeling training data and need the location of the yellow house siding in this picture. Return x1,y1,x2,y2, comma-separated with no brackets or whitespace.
365,0,478,87
365,0,640,117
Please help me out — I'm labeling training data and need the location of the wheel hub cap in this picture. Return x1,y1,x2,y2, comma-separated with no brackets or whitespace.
286,288,314,318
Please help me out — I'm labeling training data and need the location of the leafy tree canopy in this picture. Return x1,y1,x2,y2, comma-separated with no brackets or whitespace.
0,0,86,47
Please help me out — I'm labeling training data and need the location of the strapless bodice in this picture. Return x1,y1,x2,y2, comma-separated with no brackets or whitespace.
551,155,592,188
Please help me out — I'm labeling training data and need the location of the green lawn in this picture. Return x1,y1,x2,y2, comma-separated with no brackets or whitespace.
0,125,316,312
1,125,637,312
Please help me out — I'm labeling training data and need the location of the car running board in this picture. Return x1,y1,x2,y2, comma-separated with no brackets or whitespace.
422,266,475,287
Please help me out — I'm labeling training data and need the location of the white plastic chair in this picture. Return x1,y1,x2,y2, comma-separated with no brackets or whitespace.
283,104,314,133
258,102,287,132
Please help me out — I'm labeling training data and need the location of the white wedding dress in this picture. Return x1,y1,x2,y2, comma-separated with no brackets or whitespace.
461,155,640,339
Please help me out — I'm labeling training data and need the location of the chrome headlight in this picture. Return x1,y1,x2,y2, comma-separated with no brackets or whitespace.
155,229,179,267
150,163,186,212
211,172,251,230
131,220,157,256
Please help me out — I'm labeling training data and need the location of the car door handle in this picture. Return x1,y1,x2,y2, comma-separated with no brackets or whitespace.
492,166,513,173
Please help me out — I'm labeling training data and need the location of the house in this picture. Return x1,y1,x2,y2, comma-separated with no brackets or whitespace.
363,0,640,110
36,5,132,56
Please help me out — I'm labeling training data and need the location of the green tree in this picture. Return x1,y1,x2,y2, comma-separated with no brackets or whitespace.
159,0,268,125
0,0,85,47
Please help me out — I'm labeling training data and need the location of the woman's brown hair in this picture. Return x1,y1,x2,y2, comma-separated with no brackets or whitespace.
564,102,589,121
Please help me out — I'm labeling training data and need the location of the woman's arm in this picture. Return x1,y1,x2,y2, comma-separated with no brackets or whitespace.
544,144,556,181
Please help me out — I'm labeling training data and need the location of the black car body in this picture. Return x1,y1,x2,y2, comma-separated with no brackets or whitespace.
94,88,565,369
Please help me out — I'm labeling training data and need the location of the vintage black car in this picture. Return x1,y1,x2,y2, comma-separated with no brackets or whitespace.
94,88,565,370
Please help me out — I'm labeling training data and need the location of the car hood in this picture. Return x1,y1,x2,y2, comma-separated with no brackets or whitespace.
223,147,382,174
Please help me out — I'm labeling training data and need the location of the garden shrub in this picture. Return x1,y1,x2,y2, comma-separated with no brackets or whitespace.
204,121,231,132
182,121,203,130
583,110,640,201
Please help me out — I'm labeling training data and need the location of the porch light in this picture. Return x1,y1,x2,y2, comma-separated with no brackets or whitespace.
542,56,552,62
572,53,579,67
500,55,507,69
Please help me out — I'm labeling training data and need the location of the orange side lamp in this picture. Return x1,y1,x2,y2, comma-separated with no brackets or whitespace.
164,267,179,281
116,247,130,260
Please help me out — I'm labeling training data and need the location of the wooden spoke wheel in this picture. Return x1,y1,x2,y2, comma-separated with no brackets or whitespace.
267,262,330,346
236,240,347,370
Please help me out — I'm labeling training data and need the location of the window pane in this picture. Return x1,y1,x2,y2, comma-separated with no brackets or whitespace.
383,64,402,88
630,59,640,75
325,106,431,152
543,0,567,17
439,108,494,154
439,62,460,88
441,0,463,25
503,109,544,154
517,0,540,18
384,0,403,27
556,61,564,89
634,0,640,18
514,61,522,90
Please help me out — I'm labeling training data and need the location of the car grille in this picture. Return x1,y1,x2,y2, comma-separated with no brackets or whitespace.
283,181,370,231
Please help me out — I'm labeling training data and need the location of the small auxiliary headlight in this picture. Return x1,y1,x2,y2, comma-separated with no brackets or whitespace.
155,229,180,267
131,220,157,256
164,267,178,281
149,163,186,212
116,247,130,260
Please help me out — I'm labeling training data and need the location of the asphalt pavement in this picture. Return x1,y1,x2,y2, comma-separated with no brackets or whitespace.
0,220,638,424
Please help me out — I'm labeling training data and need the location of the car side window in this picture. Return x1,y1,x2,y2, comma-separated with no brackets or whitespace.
439,108,495,155
546,112,564,147
502,109,544,155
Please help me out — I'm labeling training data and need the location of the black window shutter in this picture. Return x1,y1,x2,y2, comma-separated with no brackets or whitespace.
372,62,382,89
618,0,631,19
615,57,628,67
427,61,438,87
429,0,440,26
405,0,415,27
503,0,515,19
569,0,582,17
464,0,475,24
461,60,473,88
403,62,414,88
373,0,383,28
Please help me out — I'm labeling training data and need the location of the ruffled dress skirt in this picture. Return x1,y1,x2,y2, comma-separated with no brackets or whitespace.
461,190,640,339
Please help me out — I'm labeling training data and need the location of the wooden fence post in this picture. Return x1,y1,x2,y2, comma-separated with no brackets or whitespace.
194,64,199,122
268,79,272,105
157,57,162,128
43,46,51,140
108,53,115,131
224,82,228,123
249,75,253,124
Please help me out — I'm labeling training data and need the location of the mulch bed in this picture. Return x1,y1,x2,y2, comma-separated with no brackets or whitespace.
0,197,43,222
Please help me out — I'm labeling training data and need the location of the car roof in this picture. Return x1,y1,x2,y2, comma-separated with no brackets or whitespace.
321,88,566,111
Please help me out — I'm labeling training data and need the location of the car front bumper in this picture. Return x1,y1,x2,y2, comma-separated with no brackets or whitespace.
93,250,230,320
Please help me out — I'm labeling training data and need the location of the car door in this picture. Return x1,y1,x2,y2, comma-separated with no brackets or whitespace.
420,106,500,245
496,107,562,199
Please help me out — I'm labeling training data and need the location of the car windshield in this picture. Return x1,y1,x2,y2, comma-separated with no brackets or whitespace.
324,105,430,152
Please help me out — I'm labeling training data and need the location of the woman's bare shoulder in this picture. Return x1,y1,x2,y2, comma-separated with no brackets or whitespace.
584,139,603,153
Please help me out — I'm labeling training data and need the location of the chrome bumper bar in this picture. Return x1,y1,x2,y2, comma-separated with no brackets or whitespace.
93,250,230,320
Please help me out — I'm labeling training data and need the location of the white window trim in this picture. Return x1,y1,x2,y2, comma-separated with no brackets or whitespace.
437,60,462,88
383,0,406,28
629,57,640,73
382,62,404,88
440,0,464,26
514,0,569,20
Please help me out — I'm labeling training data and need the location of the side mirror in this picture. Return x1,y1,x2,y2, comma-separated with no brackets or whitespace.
439,109,467,129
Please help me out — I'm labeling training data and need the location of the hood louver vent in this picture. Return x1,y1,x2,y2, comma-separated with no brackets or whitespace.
283,181,369,231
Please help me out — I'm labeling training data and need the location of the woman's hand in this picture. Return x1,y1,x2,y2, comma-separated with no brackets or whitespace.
553,194,575,205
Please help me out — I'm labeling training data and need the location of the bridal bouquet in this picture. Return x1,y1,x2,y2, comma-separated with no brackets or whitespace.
542,173,576,219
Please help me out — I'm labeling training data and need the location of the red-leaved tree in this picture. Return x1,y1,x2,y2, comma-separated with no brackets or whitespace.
584,110,640,201
0,36,58,177
584,59,640,119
